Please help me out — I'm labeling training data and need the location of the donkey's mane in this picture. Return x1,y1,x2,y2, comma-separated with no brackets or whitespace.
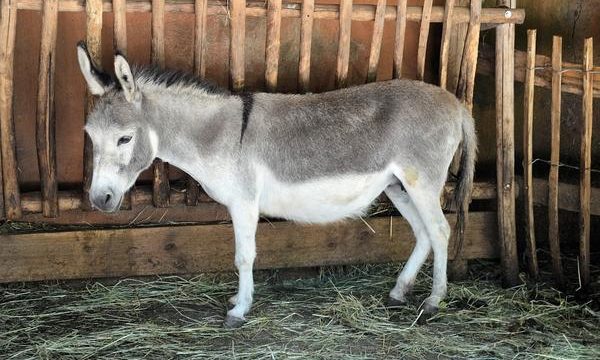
131,66,230,95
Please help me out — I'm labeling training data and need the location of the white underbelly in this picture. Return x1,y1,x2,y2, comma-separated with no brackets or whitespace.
258,167,395,223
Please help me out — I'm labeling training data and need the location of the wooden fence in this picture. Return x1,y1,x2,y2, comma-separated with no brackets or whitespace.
521,31,598,290
0,0,524,283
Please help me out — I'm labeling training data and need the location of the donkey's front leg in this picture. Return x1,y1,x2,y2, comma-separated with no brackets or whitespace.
224,203,259,328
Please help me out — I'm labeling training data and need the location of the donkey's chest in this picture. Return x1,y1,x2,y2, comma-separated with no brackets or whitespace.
258,168,394,223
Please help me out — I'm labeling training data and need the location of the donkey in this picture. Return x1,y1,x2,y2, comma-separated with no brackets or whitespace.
77,42,476,328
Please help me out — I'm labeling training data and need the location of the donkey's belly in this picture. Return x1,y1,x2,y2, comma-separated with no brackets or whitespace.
258,167,395,224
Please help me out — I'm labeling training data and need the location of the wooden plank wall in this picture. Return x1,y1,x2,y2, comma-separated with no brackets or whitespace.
0,1,528,283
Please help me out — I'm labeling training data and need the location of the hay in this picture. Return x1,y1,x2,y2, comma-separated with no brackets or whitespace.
1,261,599,359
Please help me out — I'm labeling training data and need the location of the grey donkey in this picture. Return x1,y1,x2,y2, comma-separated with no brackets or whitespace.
77,43,477,328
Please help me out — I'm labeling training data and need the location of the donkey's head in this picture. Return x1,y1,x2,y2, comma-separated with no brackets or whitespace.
77,43,157,212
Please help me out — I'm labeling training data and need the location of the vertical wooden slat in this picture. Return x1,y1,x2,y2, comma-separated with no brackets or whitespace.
82,0,103,211
335,0,352,88
265,0,282,92
438,0,455,89
187,0,209,206
194,0,208,79
523,29,538,279
446,0,469,94
495,0,518,287
230,0,246,92
0,0,22,219
366,0,386,83
548,35,565,288
456,0,481,111
36,0,59,218
416,0,433,81
579,37,593,289
393,0,407,79
113,0,127,54
151,0,170,208
298,0,314,92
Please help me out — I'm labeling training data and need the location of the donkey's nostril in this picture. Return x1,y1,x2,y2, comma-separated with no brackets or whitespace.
104,193,112,205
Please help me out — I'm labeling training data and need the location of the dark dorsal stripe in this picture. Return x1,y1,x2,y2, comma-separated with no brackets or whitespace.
239,93,254,144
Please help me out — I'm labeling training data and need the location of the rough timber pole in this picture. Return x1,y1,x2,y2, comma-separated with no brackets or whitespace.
495,0,519,286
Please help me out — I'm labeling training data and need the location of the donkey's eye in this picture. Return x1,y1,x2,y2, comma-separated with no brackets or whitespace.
117,136,132,146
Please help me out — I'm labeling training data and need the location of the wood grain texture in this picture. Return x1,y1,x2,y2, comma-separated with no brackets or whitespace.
416,0,432,81
579,37,593,289
14,1,525,25
548,35,565,289
82,0,103,211
445,0,468,94
230,0,246,92
521,177,600,216
495,0,518,286
0,0,22,219
366,0,386,83
265,0,282,92
393,0,407,79
298,0,314,92
456,0,481,111
478,44,600,98
113,0,127,53
194,0,208,78
523,29,538,279
36,0,59,218
335,0,352,88
0,212,498,283
151,0,170,208
438,0,455,89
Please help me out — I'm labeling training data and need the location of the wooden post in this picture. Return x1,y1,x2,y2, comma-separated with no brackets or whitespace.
194,0,208,79
456,0,481,112
445,0,469,94
151,0,170,208
186,0,209,206
579,37,593,289
393,0,407,79
0,0,22,219
298,0,314,92
82,0,103,211
495,0,519,287
230,0,246,92
113,0,127,53
366,0,386,83
416,0,433,81
438,0,455,89
36,0,59,217
335,0,352,88
548,35,565,288
265,0,282,92
523,29,539,278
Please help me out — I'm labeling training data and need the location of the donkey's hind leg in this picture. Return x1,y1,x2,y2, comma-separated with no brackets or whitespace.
402,185,451,315
385,184,431,306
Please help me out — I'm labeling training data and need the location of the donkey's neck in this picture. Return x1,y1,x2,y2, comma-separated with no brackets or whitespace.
143,89,244,177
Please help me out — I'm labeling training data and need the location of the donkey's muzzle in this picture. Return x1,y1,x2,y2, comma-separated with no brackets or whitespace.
91,189,119,212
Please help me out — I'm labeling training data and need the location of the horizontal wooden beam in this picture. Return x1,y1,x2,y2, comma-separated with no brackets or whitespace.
16,1,525,24
16,182,497,225
0,211,497,283
517,176,600,216
478,43,600,97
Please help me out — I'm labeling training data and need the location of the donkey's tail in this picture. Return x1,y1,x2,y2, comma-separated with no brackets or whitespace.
453,111,478,249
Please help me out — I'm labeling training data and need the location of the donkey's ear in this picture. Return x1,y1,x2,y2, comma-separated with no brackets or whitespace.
76,41,111,96
114,53,140,103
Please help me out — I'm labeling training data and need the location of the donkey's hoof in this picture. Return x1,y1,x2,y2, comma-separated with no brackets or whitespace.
386,296,407,308
422,303,439,315
223,315,246,329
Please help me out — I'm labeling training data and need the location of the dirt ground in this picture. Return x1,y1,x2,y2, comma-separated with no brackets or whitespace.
1,259,599,359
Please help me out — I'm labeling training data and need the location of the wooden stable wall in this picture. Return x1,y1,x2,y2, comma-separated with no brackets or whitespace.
0,0,525,283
